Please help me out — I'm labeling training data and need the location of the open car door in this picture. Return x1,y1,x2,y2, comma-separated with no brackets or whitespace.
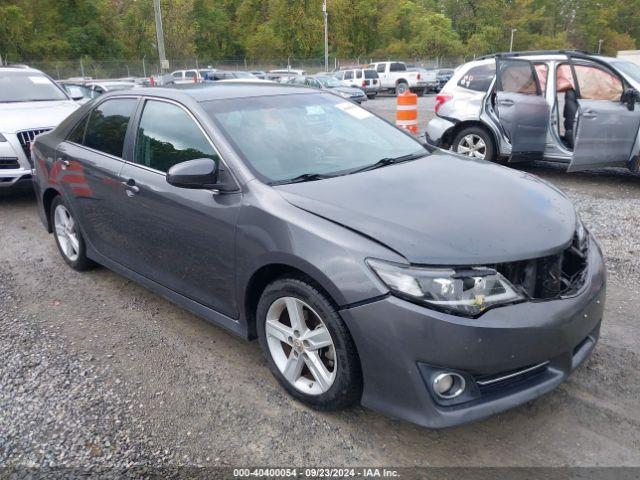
567,62,640,171
495,58,549,162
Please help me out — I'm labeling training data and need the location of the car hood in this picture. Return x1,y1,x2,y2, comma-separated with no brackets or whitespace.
0,100,79,133
275,151,576,265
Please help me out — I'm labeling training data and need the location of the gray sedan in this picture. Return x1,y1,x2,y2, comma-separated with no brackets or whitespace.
32,83,605,428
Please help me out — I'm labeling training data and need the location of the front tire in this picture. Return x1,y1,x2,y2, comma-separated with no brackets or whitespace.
51,196,94,271
451,126,496,162
257,277,362,410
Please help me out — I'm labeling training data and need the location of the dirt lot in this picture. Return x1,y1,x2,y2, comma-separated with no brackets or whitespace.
1,96,640,469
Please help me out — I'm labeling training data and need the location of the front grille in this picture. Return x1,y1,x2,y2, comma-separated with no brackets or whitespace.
0,157,20,169
495,231,588,300
16,128,52,166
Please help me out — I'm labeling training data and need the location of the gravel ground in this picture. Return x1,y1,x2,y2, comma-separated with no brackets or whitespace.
1,96,639,472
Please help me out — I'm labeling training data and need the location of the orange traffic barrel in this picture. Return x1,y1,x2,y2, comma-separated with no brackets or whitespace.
396,91,418,134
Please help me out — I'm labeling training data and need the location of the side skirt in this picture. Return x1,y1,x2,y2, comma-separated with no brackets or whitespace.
87,245,248,340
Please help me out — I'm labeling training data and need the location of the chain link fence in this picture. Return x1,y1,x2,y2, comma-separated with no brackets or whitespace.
20,56,470,80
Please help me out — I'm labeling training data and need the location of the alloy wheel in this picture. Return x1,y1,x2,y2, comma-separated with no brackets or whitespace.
265,297,337,395
53,204,80,262
456,134,487,159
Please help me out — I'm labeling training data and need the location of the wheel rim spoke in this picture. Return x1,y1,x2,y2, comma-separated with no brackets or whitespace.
304,351,332,391
303,326,332,351
282,351,305,383
67,234,80,254
265,319,293,345
285,297,306,332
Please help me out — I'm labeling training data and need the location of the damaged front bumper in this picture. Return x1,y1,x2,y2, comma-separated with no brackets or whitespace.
340,235,606,428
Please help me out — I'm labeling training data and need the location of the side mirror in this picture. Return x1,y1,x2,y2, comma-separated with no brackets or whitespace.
167,158,221,189
621,88,639,111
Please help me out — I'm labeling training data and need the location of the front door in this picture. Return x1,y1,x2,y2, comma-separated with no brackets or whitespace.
495,58,549,162
55,97,139,260
568,62,640,171
118,99,241,318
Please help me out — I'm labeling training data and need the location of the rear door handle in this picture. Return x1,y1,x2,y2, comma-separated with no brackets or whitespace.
57,159,70,170
121,180,140,197
499,99,515,107
582,110,597,119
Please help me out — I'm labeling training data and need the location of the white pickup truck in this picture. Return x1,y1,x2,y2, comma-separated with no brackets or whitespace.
369,61,428,95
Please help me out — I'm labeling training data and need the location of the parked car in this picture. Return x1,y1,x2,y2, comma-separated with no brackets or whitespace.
409,67,438,92
59,82,94,104
0,66,79,189
33,83,604,428
169,69,215,84
250,70,267,79
288,75,367,103
270,68,306,76
204,71,257,81
334,68,381,99
426,50,640,173
368,61,427,95
434,68,455,91
85,81,137,98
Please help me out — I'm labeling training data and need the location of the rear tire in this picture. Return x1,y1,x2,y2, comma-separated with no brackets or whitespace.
257,277,362,410
51,196,94,271
451,126,496,162
367,93,377,100
396,82,409,95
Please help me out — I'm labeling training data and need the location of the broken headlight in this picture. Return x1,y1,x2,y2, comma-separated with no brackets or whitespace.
367,259,524,317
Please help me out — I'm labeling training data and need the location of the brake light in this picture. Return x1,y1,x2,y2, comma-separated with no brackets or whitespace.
435,93,452,114
362,80,366,87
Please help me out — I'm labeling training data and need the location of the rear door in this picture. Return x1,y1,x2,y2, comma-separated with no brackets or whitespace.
495,58,549,161
55,97,139,260
568,62,640,171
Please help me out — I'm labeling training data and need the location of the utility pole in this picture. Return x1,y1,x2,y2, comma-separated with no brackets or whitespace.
598,39,603,54
509,29,517,52
153,0,168,74
323,0,328,72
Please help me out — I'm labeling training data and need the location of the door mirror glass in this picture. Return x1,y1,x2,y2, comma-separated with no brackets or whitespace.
166,158,219,189
621,88,639,111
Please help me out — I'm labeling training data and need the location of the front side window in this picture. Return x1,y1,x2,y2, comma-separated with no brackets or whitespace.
390,62,406,72
575,64,623,101
83,98,137,157
344,71,354,80
172,72,183,78
376,64,385,73
364,70,378,79
134,100,218,173
204,93,427,183
0,71,68,103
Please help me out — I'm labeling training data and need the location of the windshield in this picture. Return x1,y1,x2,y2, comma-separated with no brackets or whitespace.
63,84,92,99
611,60,640,84
204,93,427,183
233,72,256,78
104,83,135,91
0,71,68,102
316,76,341,88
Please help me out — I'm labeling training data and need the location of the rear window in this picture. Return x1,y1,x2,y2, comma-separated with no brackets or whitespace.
364,70,378,79
458,64,495,92
0,71,68,102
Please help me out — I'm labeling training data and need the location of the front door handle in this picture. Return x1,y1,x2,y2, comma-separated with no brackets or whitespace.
498,99,515,107
122,179,140,197
582,110,597,119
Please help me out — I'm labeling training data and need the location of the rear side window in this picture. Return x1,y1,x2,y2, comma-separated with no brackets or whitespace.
83,98,137,157
134,100,218,173
186,71,197,78
390,62,406,72
356,70,362,79
364,70,378,79
497,60,540,95
67,115,89,144
458,64,495,92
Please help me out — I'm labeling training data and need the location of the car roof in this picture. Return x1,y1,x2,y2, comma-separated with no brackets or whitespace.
0,66,45,74
102,82,316,102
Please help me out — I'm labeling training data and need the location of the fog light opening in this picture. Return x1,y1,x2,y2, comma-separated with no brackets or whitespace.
432,372,466,399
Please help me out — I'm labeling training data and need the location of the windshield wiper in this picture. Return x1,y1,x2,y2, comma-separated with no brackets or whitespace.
274,172,335,185
347,152,427,175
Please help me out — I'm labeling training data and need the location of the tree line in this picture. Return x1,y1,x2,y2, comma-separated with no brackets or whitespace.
1,0,638,64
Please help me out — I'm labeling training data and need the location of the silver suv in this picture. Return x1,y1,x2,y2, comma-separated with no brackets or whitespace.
425,50,640,172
